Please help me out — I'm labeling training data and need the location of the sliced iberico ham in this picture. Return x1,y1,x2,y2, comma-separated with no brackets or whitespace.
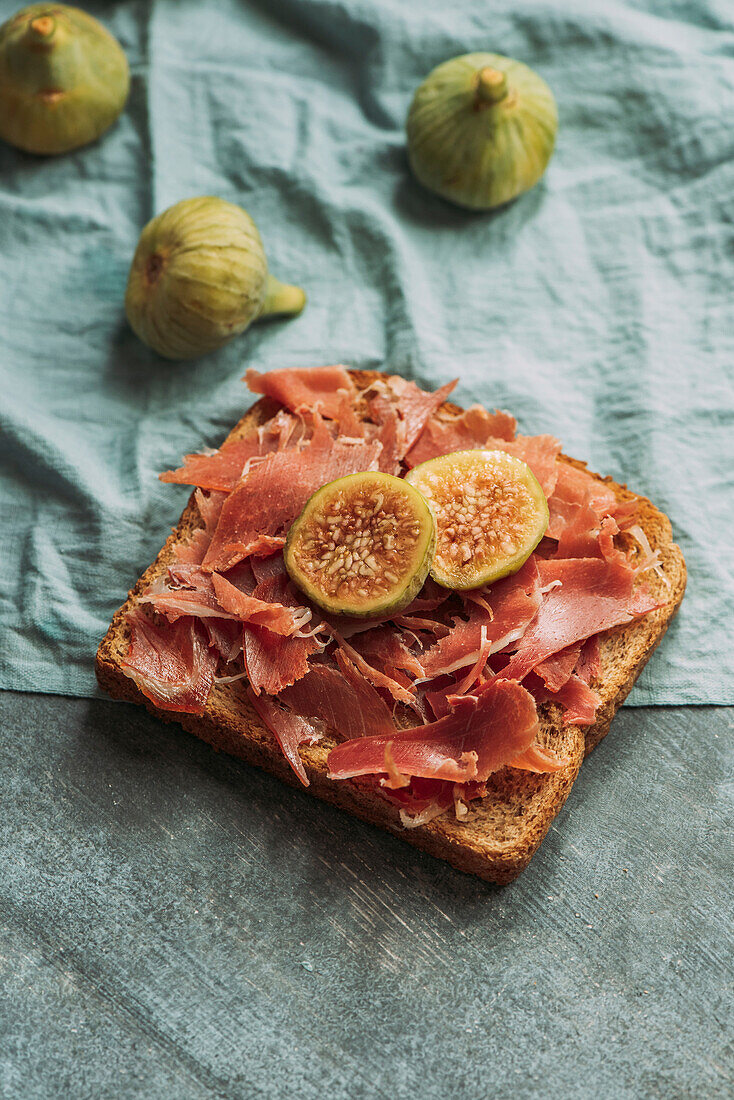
279,660,396,739
172,528,210,566
348,625,424,682
406,404,517,467
368,392,406,474
210,573,300,635
329,632,416,706
121,609,217,714
160,437,264,492
141,561,298,636
250,552,289,586
247,688,321,786
576,635,602,684
202,417,382,573
244,625,317,695
140,568,234,622
244,365,354,419
419,557,541,680
526,672,601,726
333,388,365,438
546,462,633,544
385,376,458,451
195,489,227,534
327,679,544,784
241,571,320,695
160,411,304,493
204,618,242,664
534,642,583,692
499,558,661,684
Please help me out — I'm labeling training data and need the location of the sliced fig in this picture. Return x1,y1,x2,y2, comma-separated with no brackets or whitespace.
285,472,435,618
405,450,548,589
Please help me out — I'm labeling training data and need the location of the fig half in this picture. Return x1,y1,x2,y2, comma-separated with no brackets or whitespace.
405,450,548,589
285,471,435,618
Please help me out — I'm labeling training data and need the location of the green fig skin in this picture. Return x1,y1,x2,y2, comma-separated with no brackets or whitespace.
125,197,306,361
0,4,129,154
406,52,558,211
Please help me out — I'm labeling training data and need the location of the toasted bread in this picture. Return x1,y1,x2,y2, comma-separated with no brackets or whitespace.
95,370,686,883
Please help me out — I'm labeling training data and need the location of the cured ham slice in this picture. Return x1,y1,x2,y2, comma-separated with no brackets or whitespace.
244,365,354,419
250,553,288,586
210,573,300,636
202,421,382,573
557,512,630,566
279,661,396,739
141,584,230,623
499,435,561,498
576,635,602,684
534,642,582,692
546,462,627,543
244,625,316,695
527,672,601,726
328,679,543,784
419,557,541,680
452,628,493,694
368,392,406,474
121,610,216,714
329,632,416,706
423,675,470,719
242,572,320,695
386,376,458,451
160,437,263,491
204,618,242,663
247,689,321,786
393,614,451,639
333,388,365,438
160,412,304,492
349,625,425,682
597,516,630,567
499,558,661,684
172,527,210,566
195,489,227,534
376,775,470,827
141,568,233,622
142,561,285,633
406,404,517,467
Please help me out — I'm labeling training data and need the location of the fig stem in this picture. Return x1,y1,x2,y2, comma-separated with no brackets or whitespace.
475,67,508,106
259,275,306,320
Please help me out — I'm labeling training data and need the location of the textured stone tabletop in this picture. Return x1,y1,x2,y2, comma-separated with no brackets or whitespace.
1,690,731,1099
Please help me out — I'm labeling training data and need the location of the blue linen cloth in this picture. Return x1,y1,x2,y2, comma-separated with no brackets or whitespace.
0,0,732,703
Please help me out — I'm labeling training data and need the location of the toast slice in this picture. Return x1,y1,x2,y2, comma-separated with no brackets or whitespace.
96,370,686,883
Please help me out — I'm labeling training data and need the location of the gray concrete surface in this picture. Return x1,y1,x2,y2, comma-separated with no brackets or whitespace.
0,690,731,1099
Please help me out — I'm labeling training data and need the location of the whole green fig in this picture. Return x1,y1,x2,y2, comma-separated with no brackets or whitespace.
407,52,557,211
125,197,307,361
0,4,129,154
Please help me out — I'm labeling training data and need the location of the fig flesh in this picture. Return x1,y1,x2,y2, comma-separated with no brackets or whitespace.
285,471,435,618
405,450,548,589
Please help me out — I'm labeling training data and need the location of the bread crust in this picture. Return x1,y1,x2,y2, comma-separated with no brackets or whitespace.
95,370,686,883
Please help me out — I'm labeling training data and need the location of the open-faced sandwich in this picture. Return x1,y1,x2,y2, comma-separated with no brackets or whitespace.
96,366,686,882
